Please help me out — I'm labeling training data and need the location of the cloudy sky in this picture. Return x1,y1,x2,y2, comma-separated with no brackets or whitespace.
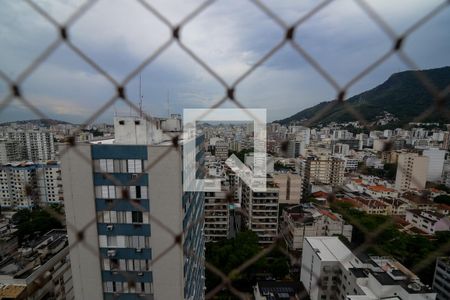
0,0,449,124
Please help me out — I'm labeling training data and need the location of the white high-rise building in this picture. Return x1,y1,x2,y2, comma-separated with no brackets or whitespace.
0,161,62,208
301,236,436,300
61,115,205,300
423,148,447,182
0,129,55,162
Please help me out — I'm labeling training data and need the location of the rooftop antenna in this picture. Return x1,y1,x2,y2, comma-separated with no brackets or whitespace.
167,90,170,117
139,73,143,117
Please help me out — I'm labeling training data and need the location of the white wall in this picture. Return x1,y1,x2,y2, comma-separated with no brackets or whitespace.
60,144,103,300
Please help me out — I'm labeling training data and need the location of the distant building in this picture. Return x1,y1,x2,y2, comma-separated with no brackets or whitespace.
302,155,345,190
281,204,352,250
0,161,63,208
395,152,429,190
405,210,450,234
0,230,73,300
442,132,450,150
0,129,55,162
215,140,229,161
433,257,450,300
241,178,279,244
287,140,306,158
0,139,21,164
332,143,350,156
423,148,447,182
272,173,303,205
442,158,450,188
204,189,231,242
301,236,436,300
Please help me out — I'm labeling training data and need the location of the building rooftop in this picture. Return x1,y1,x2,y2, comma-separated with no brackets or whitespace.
306,237,434,295
367,185,396,193
305,237,354,268
0,230,67,280
255,281,304,300
0,284,25,298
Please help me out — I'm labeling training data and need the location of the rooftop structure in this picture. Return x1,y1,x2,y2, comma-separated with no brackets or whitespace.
301,236,436,300
0,229,72,300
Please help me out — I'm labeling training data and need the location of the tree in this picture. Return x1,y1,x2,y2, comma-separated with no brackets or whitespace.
330,203,450,285
206,231,290,293
12,208,63,245
434,195,450,205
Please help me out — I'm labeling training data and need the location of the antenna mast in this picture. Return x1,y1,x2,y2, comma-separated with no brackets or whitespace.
167,91,170,117
139,73,143,117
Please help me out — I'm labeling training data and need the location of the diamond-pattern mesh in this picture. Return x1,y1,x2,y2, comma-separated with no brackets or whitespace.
0,0,449,299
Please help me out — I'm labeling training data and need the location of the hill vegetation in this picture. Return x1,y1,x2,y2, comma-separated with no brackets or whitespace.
277,66,450,126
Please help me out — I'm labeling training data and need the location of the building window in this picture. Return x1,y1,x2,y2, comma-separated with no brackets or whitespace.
95,185,116,199
132,211,143,223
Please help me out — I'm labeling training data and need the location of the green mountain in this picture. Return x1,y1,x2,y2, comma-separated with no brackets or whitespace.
276,66,450,126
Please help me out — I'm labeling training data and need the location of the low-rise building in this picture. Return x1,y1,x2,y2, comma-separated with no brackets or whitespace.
380,198,410,215
281,204,352,250
364,185,398,199
0,230,73,300
301,236,436,300
354,197,389,215
405,210,450,234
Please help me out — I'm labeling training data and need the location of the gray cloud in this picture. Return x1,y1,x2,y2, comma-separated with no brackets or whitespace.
0,0,449,124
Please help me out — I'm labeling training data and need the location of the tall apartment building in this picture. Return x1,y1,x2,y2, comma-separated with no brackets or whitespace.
0,139,21,164
301,236,436,300
302,155,345,189
61,115,205,300
214,140,229,161
442,132,450,150
395,153,429,190
241,177,279,244
286,140,306,158
281,205,352,250
0,129,55,162
204,189,230,242
288,125,311,145
272,173,302,205
0,161,63,208
442,158,450,188
433,257,450,300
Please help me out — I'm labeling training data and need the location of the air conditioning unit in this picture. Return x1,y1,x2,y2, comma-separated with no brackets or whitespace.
107,225,114,231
